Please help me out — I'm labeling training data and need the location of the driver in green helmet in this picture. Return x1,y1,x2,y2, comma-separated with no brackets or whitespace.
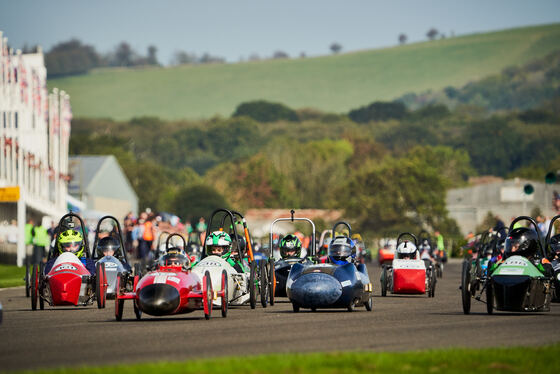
44,229,96,275
205,231,247,273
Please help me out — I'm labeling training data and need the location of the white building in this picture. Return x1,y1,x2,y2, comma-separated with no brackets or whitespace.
446,177,559,235
0,31,71,265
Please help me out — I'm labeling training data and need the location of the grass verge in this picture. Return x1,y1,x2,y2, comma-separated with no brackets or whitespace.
0,264,25,288
20,344,560,374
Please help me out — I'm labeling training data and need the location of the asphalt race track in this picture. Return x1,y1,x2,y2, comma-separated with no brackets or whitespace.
2,259,560,371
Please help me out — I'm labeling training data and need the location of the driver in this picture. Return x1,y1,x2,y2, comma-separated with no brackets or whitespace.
279,234,303,259
159,251,190,269
44,229,96,275
205,231,246,273
96,236,131,273
328,236,355,265
489,227,552,276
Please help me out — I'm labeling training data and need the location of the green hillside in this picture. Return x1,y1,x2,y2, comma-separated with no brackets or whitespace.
49,23,560,120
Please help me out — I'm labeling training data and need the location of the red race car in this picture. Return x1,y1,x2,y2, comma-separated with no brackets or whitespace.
31,213,108,310
114,248,227,321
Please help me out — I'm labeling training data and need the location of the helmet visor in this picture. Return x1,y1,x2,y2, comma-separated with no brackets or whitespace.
207,245,226,256
61,241,82,253
328,244,352,258
504,236,522,257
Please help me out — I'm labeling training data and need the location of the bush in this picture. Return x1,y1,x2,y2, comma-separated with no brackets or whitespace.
233,100,298,123
348,101,407,123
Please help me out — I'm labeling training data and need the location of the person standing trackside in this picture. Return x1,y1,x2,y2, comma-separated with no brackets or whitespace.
32,218,51,264
25,219,35,263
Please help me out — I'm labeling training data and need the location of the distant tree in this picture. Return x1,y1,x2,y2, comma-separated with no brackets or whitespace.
171,50,197,65
248,53,261,61
272,50,289,59
233,100,298,123
398,33,407,45
173,185,228,223
427,28,439,41
330,42,342,54
114,42,134,66
300,52,306,58
199,53,225,64
45,39,101,77
147,45,158,65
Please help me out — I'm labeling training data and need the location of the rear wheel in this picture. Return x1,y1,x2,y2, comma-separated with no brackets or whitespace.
486,281,494,315
115,274,124,321
380,265,387,297
31,264,39,310
221,270,228,318
461,260,472,314
268,259,275,306
259,260,268,308
25,256,30,297
249,261,257,309
347,301,355,312
96,262,107,309
203,271,213,320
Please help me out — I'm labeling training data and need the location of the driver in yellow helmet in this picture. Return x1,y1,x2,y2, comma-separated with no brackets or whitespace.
44,229,96,275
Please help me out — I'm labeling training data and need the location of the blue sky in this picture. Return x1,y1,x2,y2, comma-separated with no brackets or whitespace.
1,0,559,64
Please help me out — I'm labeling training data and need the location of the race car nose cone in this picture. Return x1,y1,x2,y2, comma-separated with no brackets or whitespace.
290,273,342,307
138,284,180,316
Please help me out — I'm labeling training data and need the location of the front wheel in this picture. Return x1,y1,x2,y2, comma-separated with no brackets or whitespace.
203,271,213,320
380,265,387,297
486,281,494,315
115,274,124,321
31,264,39,310
96,262,107,309
268,259,275,306
221,270,228,318
249,261,257,309
292,303,300,313
364,294,373,311
259,260,268,308
461,260,472,314
133,300,142,320
25,257,30,298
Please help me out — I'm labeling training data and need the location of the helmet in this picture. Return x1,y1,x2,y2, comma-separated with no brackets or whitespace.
159,252,190,268
58,229,85,257
328,236,355,265
504,227,540,259
280,234,302,259
550,234,560,255
396,240,417,260
205,231,232,256
97,236,121,257
419,238,431,252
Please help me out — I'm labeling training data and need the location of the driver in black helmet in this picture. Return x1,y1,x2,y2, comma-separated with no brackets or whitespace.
96,236,131,273
489,227,552,276
159,251,190,269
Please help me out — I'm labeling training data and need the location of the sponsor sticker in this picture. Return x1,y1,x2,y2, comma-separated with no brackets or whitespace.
55,264,77,271
103,262,118,268
168,276,180,284
504,258,528,267
341,280,352,287
153,274,168,284
499,267,524,275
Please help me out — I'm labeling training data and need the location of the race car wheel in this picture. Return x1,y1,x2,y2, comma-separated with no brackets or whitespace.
486,281,494,315
461,260,472,314
25,256,30,298
437,263,443,278
260,260,268,308
31,264,39,310
39,263,44,310
292,303,300,313
364,294,373,311
249,260,257,309
203,271,213,320
221,270,228,318
268,258,275,306
133,300,142,320
380,265,387,297
96,262,107,309
347,301,355,312
115,274,124,321
430,273,436,297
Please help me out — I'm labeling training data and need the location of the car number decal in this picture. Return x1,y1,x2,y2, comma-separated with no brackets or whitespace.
153,274,168,284
341,280,352,287
500,267,524,275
